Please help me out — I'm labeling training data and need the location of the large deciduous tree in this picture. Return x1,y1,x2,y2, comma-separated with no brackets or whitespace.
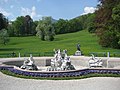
36,16,55,41
0,13,8,30
0,13,9,45
12,15,35,36
54,19,68,34
112,3,120,46
95,0,120,48
0,29,10,45
36,21,45,40
24,15,34,35
13,16,25,36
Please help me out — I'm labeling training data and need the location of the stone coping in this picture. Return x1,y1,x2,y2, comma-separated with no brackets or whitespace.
0,56,120,61
0,56,120,68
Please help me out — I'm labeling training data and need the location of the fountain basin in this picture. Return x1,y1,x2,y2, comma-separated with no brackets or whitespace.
0,56,120,78
1,56,120,69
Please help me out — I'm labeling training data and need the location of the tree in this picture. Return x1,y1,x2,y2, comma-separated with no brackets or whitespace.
0,13,9,45
0,29,10,45
0,13,8,30
54,19,68,34
11,15,35,36
88,22,96,33
95,0,120,48
36,16,55,41
32,21,38,35
36,21,45,40
54,18,83,34
7,22,15,36
111,3,120,47
68,18,82,33
24,15,34,35
75,13,95,32
13,16,25,36
45,24,55,41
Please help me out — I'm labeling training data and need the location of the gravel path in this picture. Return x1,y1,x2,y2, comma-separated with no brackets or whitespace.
0,72,120,90
0,57,120,90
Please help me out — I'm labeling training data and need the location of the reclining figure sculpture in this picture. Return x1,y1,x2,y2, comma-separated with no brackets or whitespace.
89,54,103,68
20,54,38,70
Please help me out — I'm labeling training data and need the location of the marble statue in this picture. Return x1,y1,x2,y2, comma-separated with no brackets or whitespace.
51,49,62,69
77,43,81,51
20,54,38,70
74,43,82,56
89,54,103,68
48,49,75,71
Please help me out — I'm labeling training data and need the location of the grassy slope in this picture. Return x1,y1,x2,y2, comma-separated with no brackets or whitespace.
0,30,119,56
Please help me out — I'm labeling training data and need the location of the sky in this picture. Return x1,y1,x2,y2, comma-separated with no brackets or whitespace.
0,0,98,21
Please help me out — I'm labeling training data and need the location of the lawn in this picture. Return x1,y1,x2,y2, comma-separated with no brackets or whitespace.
0,30,120,57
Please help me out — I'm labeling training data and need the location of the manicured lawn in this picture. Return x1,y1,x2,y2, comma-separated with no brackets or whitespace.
0,30,120,57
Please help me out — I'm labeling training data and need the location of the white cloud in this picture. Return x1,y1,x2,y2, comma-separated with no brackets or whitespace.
21,6,42,20
82,7,96,15
0,7,13,17
21,7,31,15
31,6,36,18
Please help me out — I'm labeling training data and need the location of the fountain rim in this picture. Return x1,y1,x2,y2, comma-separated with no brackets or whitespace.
1,56,120,78
0,56,120,73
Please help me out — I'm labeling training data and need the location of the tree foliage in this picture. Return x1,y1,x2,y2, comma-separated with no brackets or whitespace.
54,19,69,34
0,13,9,45
36,17,55,41
0,13,8,30
24,15,35,35
36,21,45,40
95,0,120,48
54,17,84,34
55,13,96,34
0,29,10,45
13,16,25,36
9,15,36,36
75,13,96,33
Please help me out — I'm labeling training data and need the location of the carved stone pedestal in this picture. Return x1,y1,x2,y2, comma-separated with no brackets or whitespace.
74,50,82,56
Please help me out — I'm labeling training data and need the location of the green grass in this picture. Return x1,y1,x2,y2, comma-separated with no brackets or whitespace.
0,30,120,56
1,70,120,80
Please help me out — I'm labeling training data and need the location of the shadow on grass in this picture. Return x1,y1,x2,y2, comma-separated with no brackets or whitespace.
0,48,22,51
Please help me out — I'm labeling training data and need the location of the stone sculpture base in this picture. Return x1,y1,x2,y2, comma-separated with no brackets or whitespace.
21,64,38,70
74,51,82,56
